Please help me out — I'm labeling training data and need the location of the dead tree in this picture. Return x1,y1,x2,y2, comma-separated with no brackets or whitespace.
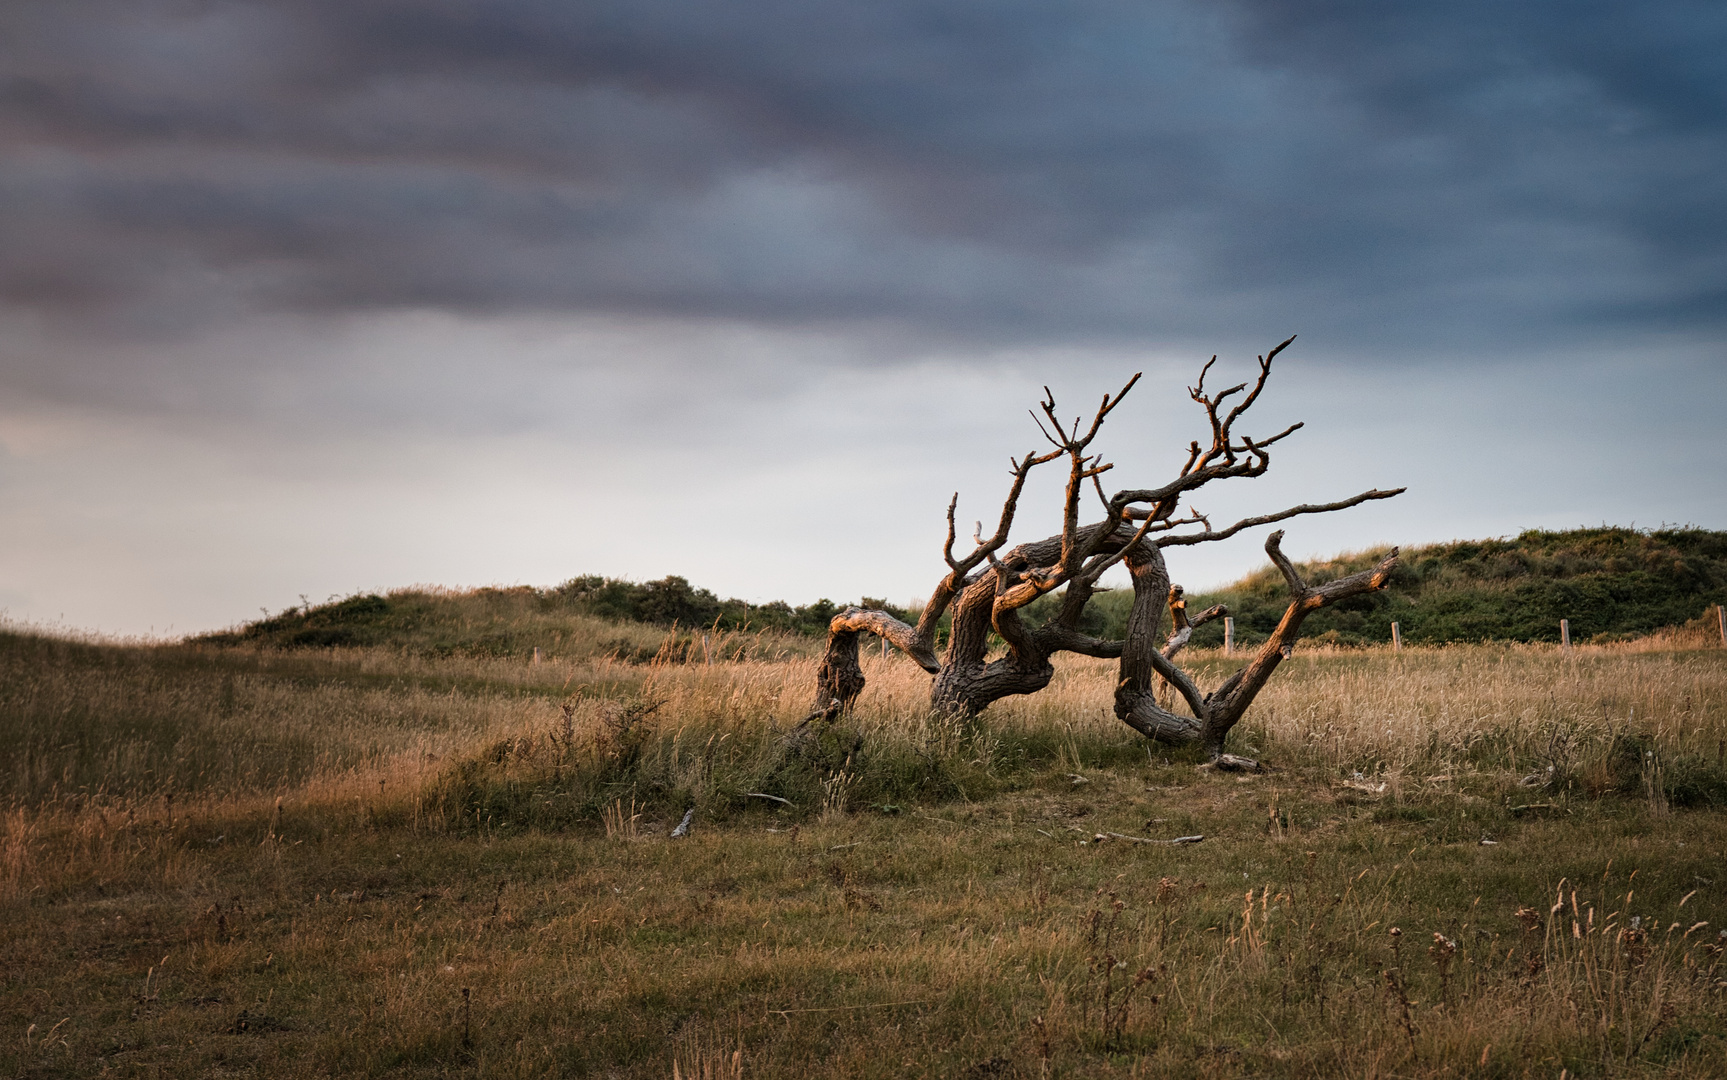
808,338,1403,767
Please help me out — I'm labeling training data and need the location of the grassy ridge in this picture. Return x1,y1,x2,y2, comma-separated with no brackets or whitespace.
194,577,881,656
1058,526,1727,649
195,527,1727,660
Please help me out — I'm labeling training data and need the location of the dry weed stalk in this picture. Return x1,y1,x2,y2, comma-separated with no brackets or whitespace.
1075,891,1161,1050
821,770,856,817
1519,874,1715,1064
1,806,33,899
1428,932,1458,1003
671,1048,743,1080
602,796,642,841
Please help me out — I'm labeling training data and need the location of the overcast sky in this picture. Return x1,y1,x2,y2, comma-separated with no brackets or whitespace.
2,0,1724,637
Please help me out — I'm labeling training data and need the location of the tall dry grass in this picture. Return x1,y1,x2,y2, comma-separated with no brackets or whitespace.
2,623,1724,1078
7,622,1724,832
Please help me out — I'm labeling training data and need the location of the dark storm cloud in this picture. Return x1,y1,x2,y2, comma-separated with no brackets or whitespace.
1,0,1723,345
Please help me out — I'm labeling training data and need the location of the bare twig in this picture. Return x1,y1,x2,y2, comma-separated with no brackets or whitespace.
1158,488,1406,547
1095,832,1206,845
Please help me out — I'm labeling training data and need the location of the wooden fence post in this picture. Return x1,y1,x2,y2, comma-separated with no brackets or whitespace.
1391,622,1402,651
1719,604,1726,647
1560,619,1571,650
702,633,712,666
532,646,541,665
1223,617,1235,655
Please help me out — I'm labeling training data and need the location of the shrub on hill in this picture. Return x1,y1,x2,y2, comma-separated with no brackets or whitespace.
1144,526,1727,648
194,527,1725,653
549,574,877,635
193,575,901,656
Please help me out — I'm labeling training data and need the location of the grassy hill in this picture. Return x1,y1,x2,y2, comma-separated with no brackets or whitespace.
192,575,856,659
196,526,1727,655
1141,525,1727,649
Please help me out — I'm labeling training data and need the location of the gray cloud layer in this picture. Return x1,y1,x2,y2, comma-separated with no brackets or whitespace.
4,0,1723,348
3,0,1725,635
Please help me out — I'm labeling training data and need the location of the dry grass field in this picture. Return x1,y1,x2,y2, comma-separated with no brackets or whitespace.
2,617,1725,1078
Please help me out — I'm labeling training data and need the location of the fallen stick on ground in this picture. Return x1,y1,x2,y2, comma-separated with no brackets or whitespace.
912,812,967,828
669,808,695,838
1509,802,1556,814
769,1001,928,1019
1094,832,1205,845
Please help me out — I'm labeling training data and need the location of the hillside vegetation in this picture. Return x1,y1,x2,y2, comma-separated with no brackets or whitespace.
1069,525,1727,650
194,576,846,660
196,527,1726,659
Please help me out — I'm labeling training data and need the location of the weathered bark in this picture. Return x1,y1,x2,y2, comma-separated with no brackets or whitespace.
1200,530,1399,734
805,340,1405,766
929,572,1055,715
810,607,940,720
1155,585,1225,709
810,519,1148,720
928,520,1146,715
1114,542,1207,744
1113,530,1399,762
1161,586,1228,662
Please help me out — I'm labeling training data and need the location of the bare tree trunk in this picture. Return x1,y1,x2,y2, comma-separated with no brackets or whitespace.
1113,530,1399,763
928,574,1009,715
1114,542,1206,744
1199,531,1399,742
1154,585,1225,709
930,575,1056,715
802,341,1405,769
928,521,1143,716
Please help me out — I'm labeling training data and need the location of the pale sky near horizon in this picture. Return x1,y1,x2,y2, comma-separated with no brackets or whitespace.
2,1,1725,637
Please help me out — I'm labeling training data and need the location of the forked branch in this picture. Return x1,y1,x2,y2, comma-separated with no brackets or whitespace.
916,447,1062,647
807,339,1404,768
1158,488,1406,548
1201,531,1400,739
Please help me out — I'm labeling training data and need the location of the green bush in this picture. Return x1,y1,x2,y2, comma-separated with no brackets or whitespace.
1160,526,1727,647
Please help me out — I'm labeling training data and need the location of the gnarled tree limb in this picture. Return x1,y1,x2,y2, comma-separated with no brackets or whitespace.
1199,531,1400,743
807,341,1403,768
